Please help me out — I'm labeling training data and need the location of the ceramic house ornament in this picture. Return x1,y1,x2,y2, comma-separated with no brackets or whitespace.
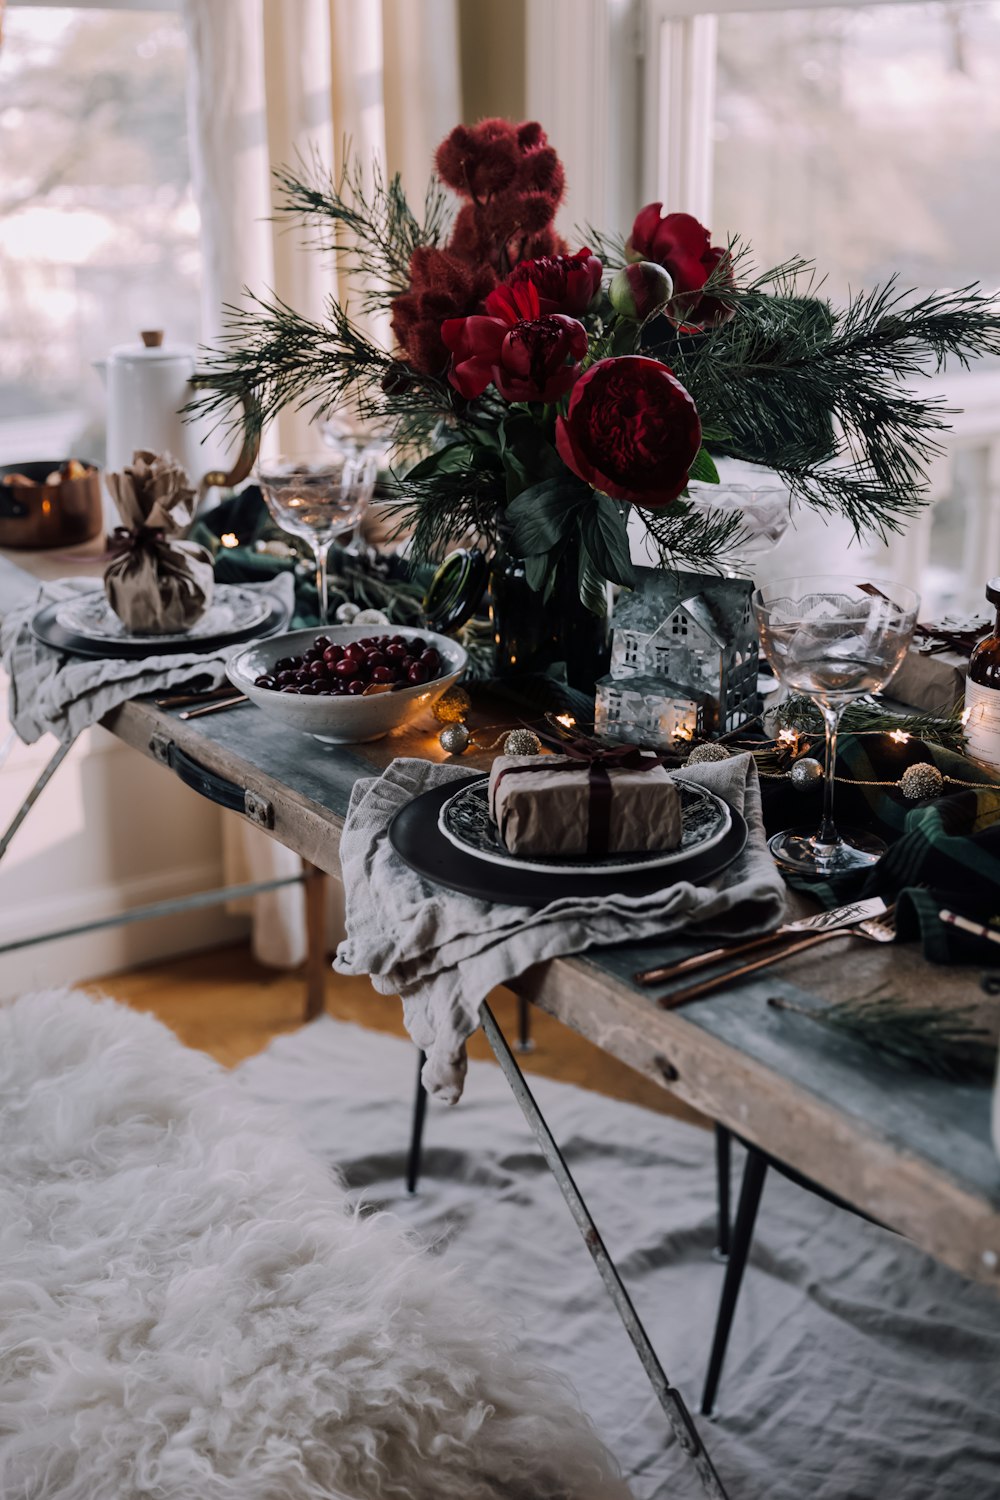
601,568,759,743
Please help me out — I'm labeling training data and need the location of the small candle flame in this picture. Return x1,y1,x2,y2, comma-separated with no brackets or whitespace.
889,729,910,744
555,713,575,729
220,532,240,549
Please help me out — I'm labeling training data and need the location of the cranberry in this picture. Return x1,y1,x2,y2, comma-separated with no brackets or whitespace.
347,678,367,695
314,635,331,650
344,642,367,661
420,648,441,674
389,634,406,645
406,661,429,685
385,643,408,663
365,650,386,669
408,637,426,654
274,657,295,673
333,658,358,681
276,671,296,687
309,661,329,679
254,674,273,687
370,665,395,684
299,683,321,695
280,685,298,694
323,644,344,664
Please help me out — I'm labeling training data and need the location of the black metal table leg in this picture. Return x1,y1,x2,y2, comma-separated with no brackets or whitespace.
406,1049,428,1194
516,993,535,1053
479,1000,730,1500
715,1124,732,1261
701,1146,768,1418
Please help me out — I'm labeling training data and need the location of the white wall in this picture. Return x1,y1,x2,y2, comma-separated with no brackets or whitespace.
0,682,248,999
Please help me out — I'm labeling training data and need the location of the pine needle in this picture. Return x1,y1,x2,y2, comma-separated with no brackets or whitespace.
768,991,996,1083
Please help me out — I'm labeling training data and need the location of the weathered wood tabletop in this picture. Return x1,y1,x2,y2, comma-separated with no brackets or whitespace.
3,551,998,1290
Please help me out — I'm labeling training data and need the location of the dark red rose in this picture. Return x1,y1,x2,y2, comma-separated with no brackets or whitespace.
506,248,603,316
442,280,588,402
554,356,701,508
627,205,734,328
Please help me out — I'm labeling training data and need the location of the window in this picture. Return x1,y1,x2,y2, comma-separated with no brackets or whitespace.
641,0,1000,615
0,3,199,465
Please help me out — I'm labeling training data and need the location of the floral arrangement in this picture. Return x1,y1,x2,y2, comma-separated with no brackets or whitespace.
193,117,1000,609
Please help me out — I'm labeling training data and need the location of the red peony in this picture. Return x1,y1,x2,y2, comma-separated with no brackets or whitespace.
506,248,603,316
627,206,733,329
554,356,701,508
442,281,588,403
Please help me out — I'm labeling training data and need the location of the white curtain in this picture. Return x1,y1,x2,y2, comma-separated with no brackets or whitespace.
183,0,461,964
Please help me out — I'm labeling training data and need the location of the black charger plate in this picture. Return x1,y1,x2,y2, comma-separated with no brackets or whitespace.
389,775,749,907
31,591,290,660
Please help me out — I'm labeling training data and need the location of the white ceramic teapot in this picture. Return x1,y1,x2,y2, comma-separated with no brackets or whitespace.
94,330,257,497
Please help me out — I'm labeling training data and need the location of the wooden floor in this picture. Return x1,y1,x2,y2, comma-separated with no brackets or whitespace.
91,941,705,1127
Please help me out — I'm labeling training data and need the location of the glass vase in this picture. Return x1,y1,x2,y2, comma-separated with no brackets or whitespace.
489,540,610,694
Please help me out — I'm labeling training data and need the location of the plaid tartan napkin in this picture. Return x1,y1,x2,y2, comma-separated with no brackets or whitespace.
760,734,1000,965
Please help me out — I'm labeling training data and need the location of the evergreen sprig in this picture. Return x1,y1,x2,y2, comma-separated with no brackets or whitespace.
768,991,996,1083
272,148,452,302
774,694,968,751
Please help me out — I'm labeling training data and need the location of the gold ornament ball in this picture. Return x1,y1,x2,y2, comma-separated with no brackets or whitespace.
503,729,542,756
433,685,472,724
899,762,944,800
790,756,824,789
438,722,470,755
686,743,731,765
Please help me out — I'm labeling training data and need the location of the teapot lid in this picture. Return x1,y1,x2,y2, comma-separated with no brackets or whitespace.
109,330,195,362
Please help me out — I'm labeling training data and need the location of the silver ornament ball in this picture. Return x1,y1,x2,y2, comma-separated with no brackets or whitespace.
503,729,542,757
353,607,391,625
438,723,470,755
899,762,944,800
686,743,731,765
335,601,359,624
790,756,824,790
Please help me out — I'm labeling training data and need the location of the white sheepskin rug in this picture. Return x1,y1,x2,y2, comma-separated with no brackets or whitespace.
0,990,629,1500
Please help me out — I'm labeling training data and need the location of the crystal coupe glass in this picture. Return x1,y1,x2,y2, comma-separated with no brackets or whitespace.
256,453,375,624
754,576,920,876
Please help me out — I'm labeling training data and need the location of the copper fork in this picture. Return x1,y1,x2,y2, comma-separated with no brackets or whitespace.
657,907,897,1011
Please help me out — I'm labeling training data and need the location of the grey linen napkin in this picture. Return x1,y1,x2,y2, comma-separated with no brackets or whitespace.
334,753,786,1102
1,574,294,744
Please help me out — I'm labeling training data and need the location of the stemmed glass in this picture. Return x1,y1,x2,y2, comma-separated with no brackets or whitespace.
754,576,920,876
256,453,375,624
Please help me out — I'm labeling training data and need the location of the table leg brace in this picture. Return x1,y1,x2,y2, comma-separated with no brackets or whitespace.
479,1000,731,1500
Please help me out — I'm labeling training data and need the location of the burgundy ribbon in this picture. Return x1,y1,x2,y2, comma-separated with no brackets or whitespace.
494,736,667,856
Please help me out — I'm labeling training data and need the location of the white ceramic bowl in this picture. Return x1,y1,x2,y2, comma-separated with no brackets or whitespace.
227,625,467,743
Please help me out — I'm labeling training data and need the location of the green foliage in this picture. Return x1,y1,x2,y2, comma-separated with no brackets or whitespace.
775,694,968,751
768,991,996,1083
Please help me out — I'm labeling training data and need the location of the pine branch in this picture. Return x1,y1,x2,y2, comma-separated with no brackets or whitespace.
768,991,996,1082
638,498,749,574
272,148,451,303
188,291,455,447
774,694,968,751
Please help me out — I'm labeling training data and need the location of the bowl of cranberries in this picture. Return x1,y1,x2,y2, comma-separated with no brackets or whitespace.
227,624,467,743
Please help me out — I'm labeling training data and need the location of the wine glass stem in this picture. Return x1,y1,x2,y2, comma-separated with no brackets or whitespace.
817,703,844,846
314,538,331,625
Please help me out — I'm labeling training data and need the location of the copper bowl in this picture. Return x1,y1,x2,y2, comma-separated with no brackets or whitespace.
0,460,105,550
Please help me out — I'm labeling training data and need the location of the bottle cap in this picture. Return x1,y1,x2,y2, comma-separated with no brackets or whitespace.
987,578,1000,607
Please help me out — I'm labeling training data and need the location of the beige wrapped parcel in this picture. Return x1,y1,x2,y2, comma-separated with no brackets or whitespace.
488,753,683,858
104,450,214,634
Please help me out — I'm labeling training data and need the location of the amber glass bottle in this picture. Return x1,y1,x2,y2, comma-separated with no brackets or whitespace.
965,578,1000,770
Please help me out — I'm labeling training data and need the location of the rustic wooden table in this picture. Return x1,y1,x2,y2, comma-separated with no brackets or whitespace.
4,550,999,1498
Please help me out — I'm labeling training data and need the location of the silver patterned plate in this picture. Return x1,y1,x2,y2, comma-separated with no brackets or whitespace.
55,584,272,644
437,775,731,878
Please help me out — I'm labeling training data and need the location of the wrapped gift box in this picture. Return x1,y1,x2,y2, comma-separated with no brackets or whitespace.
487,753,682,858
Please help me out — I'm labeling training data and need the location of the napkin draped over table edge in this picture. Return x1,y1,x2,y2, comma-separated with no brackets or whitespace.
333,752,786,1103
1,574,295,746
